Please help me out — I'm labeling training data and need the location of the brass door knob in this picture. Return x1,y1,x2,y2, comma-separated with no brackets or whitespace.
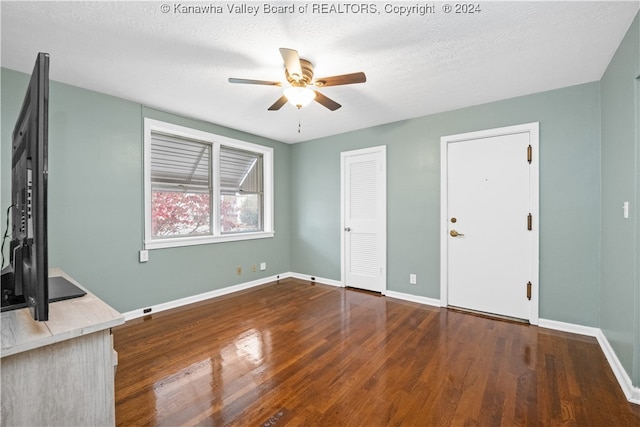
450,229,464,237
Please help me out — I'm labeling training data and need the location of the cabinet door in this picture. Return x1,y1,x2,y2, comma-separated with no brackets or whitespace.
1,330,116,426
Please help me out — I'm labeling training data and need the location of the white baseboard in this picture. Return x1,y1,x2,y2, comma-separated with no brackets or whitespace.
538,318,601,337
595,329,640,404
384,290,441,307
123,272,286,321
122,272,341,321
539,318,640,405
287,272,343,287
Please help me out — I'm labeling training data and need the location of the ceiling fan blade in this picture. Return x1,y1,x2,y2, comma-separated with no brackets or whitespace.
229,78,282,86
314,72,366,87
279,48,303,81
268,95,288,111
314,91,341,111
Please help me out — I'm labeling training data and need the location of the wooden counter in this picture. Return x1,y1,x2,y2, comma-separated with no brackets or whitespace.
1,268,125,426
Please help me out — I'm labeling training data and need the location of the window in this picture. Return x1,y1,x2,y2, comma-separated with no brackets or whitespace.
150,131,212,238
144,119,273,249
220,146,263,233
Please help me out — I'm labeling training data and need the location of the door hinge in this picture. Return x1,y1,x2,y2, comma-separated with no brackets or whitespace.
527,145,532,164
526,281,532,300
527,213,532,231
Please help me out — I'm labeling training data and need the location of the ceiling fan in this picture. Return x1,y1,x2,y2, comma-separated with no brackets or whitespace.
229,48,366,111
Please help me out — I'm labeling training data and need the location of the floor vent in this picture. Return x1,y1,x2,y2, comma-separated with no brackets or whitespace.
262,408,289,426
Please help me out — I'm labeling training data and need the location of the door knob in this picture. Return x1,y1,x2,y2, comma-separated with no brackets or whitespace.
344,227,351,232
450,229,464,237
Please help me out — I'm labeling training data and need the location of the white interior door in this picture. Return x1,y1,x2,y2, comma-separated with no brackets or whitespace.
441,124,539,322
341,146,386,293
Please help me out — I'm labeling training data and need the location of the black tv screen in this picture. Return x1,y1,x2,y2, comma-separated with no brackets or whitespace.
3,52,50,320
2,53,87,320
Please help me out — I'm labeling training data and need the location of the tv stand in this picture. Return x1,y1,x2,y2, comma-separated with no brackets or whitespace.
0,268,124,425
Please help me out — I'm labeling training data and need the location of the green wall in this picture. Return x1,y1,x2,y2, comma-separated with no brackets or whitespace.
600,13,640,386
292,82,602,327
1,69,292,313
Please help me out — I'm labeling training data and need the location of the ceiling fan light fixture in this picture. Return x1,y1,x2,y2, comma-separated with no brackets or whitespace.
284,86,316,109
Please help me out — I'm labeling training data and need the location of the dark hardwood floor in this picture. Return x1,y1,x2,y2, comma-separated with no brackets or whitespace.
114,278,640,426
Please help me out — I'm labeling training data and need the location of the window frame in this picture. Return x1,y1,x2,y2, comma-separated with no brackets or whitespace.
144,118,274,250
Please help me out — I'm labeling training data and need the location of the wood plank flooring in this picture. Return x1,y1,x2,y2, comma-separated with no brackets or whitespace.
114,278,640,426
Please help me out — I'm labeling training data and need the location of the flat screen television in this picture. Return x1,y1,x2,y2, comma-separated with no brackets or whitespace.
1,52,85,321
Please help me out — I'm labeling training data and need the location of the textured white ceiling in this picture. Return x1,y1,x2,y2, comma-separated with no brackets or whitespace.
1,1,638,143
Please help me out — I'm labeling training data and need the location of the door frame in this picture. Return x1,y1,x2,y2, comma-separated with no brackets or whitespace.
440,123,539,324
340,145,387,293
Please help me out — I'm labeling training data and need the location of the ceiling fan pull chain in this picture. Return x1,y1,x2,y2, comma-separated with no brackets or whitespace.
298,110,302,133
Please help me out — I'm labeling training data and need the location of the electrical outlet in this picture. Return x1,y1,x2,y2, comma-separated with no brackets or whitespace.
252,264,257,272
409,274,417,285
260,262,266,271
236,266,242,275
139,250,149,263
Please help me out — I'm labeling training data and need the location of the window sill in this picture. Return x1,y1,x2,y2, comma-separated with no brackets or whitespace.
144,231,275,250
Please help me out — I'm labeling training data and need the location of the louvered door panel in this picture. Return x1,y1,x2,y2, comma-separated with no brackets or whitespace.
349,160,377,220
349,233,378,276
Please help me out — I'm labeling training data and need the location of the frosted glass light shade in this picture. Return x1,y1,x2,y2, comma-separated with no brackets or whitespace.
284,86,316,108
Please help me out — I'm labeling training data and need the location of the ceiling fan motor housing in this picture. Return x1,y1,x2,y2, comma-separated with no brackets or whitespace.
286,59,314,87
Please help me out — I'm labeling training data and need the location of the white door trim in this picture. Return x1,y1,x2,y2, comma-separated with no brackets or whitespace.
341,145,387,293
440,123,539,324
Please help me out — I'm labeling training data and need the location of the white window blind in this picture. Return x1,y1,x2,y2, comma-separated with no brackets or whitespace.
220,146,263,194
150,131,211,190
